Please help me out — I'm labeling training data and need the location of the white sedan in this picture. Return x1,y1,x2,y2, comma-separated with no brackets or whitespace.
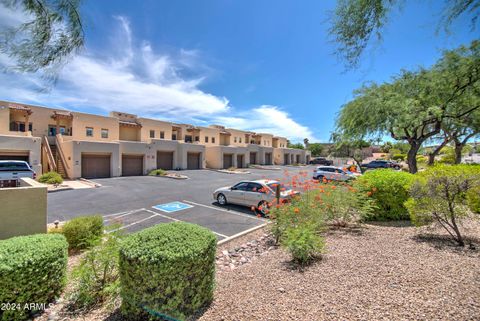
213,179,299,215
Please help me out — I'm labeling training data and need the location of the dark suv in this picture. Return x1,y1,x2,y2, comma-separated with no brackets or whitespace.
309,157,333,166
361,160,401,170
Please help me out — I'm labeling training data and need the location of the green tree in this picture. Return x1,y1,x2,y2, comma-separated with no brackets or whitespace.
336,41,480,173
380,141,393,153
331,132,371,165
303,138,310,148
0,0,84,81
288,142,305,149
329,0,480,68
307,143,324,157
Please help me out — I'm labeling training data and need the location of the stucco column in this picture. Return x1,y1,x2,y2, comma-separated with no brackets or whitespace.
24,113,30,135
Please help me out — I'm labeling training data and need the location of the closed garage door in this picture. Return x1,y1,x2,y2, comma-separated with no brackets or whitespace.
0,152,29,162
265,153,272,165
81,154,111,178
237,154,244,168
223,154,233,169
122,155,144,176
187,152,201,169
250,152,257,165
157,151,173,170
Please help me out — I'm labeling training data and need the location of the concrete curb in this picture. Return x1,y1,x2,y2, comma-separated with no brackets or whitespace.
47,186,74,193
217,222,269,246
78,178,102,188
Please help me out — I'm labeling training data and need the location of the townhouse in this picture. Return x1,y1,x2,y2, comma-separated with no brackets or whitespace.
0,100,311,179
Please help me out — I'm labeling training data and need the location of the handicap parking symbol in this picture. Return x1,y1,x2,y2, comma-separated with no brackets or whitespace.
153,201,193,213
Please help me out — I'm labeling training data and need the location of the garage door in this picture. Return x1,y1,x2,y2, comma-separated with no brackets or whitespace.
265,153,272,165
223,154,233,169
187,152,201,169
0,153,29,162
81,154,111,178
250,152,257,165
157,151,173,170
122,155,144,176
237,154,244,168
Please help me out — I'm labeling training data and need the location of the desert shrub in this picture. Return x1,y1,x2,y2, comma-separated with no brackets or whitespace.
148,169,167,176
354,169,415,220
391,153,406,161
38,171,63,184
119,222,216,321
467,186,480,214
406,164,480,246
0,234,68,321
62,215,104,250
283,225,325,265
68,226,123,310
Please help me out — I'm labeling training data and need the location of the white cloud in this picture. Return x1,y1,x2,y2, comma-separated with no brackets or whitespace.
0,15,229,117
212,105,317,142
0,13,316,142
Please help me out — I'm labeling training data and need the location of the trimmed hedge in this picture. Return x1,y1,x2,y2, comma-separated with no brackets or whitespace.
0,234,68,321
354,169,415,220
62,215,104,250
119,222,216,320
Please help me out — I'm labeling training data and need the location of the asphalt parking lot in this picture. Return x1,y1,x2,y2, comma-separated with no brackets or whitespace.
48,166,313,240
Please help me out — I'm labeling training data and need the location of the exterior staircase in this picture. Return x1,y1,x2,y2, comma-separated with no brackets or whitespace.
49,144,67,178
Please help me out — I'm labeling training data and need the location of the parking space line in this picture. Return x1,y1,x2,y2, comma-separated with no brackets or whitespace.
110,213,158,232
146,208,229,238
103,208,143,219
104,209,146,222
182,200,267,222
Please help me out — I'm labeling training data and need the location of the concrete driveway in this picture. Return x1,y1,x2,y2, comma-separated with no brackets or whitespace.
48,166,313,240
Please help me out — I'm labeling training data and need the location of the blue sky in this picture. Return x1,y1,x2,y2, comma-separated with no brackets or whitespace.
0,0,477,142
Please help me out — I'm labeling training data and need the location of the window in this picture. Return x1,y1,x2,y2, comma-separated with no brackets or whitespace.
10,122,32,132
160,131,165,139
172,133,177,140
212,137,216,144
150,130,155,138
101,129,109,138
205,136,209,143
246,183,265,193
239,137,242,143
86,127,93,137
185,135,193,143
232,182,249,191
195,136,200,142
234,137,237,143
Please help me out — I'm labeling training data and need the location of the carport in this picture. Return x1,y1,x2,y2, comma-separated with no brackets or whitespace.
122,154,144,176
157,151,174,170
81,154,111,178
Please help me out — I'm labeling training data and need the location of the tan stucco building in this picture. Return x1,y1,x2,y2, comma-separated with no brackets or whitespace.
0,100,310,178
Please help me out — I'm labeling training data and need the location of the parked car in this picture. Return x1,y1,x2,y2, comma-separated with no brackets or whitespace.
309,157,333,165
0,160,36,188
213,179,299,215
361,160,401,170
312,166,357,181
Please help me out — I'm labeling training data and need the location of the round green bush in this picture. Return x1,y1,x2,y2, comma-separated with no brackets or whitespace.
391,154,406,161
62,215,104,250
354,169,415,220
119,222,216,321
467,186,480,214
38,171,63,184
0,234,68,321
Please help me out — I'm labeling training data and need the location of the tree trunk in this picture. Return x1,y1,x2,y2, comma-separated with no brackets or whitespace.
427,137,450,166
454,142,463,164
406,143,420,174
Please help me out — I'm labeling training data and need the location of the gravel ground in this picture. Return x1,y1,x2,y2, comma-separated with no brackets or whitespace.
35,221,480,321
198,222,480,321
